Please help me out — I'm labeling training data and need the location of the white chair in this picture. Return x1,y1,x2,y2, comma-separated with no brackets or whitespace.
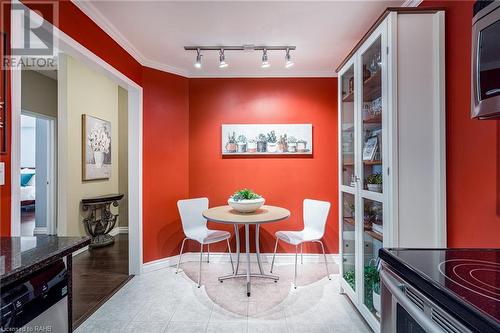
176,198,234,287
270,199,331,288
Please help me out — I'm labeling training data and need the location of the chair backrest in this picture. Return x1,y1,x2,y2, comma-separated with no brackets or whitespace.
177,198,209,239
303,199,331,239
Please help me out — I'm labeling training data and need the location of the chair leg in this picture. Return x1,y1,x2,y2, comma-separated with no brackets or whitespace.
198,243,203,288
207,244,210,263
176,238,188,274
294,245,298,289
270,237,279,273
317,240,331,280
300,243,303,264
227,238,235,274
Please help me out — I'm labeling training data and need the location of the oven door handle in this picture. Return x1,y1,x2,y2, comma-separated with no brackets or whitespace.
380,270,444,333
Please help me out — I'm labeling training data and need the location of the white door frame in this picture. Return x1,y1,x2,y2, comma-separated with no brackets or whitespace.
10,2,144,275
20,110,57,235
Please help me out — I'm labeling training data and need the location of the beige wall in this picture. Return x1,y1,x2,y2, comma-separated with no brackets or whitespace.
58,54,119,236
118,86,128,227
22,70,57,118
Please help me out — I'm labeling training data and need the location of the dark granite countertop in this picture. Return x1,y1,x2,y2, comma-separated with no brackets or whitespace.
0,236,90,287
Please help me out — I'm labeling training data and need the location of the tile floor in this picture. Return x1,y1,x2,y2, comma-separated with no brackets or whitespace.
76,260,372,333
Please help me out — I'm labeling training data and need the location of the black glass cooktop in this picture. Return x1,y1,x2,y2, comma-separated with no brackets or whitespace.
380,248,500,332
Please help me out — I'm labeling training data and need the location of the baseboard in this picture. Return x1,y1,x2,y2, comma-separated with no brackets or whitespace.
109,226,128,236
33,227,48,235
72,227,128,257
72,245,89,257
142,252,340,274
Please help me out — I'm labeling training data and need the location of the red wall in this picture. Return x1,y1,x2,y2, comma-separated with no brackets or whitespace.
142,68,190,263
420,1,500,247
0,0,11,236
188,78,338,255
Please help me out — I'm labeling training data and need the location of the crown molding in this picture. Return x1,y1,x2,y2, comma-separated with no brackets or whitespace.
188,71,337,78
72,0,148,64
401,0,423,7
142,60,190,78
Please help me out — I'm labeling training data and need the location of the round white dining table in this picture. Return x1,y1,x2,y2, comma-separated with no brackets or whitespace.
202,205,290,297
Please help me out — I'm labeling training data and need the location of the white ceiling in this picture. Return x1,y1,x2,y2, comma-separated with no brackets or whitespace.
74,0,407,78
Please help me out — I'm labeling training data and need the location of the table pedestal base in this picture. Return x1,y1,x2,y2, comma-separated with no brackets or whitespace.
218,224,279,296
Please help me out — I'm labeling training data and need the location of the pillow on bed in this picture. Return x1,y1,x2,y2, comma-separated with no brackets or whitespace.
21,173,34,187
27,174,36,186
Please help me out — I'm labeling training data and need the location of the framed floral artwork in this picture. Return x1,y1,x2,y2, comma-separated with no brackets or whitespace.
82,114,111,181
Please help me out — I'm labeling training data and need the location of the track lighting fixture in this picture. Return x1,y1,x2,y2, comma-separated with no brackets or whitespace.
185,45,296,70
261,49,270,68
194,48,202,69
219,49,228,68
285,48,294,68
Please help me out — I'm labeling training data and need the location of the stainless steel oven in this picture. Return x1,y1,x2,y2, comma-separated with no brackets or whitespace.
472,1,500,119
380,265,472,333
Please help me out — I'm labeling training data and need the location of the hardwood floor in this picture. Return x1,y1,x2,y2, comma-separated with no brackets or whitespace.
72,233,130,328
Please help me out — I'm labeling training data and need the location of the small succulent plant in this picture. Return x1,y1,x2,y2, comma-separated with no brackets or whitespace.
237,134,247,143
227,131,237,144
231,189,261,201
287,136,297,144
257,133,267,142
366,173,383,185
278,134,288,145
267,130,277,143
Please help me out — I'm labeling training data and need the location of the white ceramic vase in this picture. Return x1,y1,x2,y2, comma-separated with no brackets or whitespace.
228,197,265,213
267,143,278,153
367,184,382,192
94,151,104,168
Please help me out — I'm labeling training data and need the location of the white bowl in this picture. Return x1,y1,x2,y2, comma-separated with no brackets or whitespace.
228,197,265,213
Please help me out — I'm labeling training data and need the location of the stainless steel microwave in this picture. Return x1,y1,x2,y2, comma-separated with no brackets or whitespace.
472,1,500,119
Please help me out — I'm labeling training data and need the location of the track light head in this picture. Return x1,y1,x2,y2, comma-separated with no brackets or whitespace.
194,49,202,69
219,49,228,68
285,48,294,68
262,49,270,68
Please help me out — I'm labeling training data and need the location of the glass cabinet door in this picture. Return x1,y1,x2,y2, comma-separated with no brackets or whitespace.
359,33,385,324
340,65,356,187
360,36,383,194
341,192,356,291
363,198,383,319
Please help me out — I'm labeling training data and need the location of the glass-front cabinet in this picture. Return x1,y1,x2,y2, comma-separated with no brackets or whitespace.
338,24,386,333
337,9,446,333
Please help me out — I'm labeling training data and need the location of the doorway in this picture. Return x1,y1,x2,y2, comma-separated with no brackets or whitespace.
19,111,56,237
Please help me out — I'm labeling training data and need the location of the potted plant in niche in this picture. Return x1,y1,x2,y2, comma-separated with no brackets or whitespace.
228,189,265,213
266,130,278,153
236,135,247,153
257,134,267,152
225,131,237,153
297,139,307,152
287,136,297,153
366,173,382,192
277,134,288,153
247,139,257,153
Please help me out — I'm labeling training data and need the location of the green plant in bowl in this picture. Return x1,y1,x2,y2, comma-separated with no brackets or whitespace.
231,189,261,201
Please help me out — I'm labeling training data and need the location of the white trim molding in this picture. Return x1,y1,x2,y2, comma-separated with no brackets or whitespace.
401,0,423,7
109,226,129,236
142,252,340,274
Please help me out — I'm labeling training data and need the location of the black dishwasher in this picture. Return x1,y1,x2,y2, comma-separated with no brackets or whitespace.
1,259,68,332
